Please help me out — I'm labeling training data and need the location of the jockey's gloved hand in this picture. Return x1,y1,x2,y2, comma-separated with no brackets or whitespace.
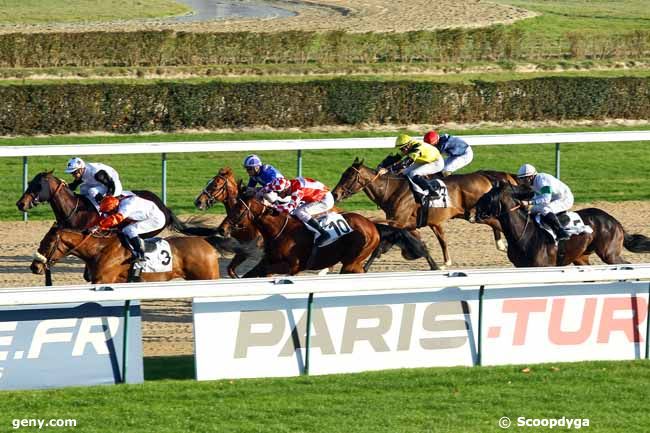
87,225,99,234
94,193,104,203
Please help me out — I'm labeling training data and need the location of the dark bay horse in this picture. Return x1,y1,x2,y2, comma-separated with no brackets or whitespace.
194,167,262,278
331,158,517,267
16,171,175,234
218,191,430,276
30,225,251,283
474,182,650,267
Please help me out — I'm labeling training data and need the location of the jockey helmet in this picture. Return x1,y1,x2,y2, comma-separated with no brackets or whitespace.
395,134,414,149
517,163,537,178
64,157,86,173
423,130,440,145
243,154,262,168
99,195,120,213
269,177,291,192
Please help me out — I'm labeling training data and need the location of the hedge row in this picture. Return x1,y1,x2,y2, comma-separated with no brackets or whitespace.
1,28,649,68
1,76,648,135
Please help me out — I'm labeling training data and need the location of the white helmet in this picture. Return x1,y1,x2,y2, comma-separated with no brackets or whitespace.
65,157,86,173
517,163,537,178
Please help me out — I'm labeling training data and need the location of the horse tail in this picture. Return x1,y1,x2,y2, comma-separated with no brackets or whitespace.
623,232,650,253
374,223,429,259
204,236,263,260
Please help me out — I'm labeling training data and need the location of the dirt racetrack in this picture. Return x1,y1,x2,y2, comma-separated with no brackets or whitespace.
2,202,649,357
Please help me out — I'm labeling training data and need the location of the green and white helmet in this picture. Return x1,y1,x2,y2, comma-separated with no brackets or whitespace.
517,163,537,178
65,157,86,173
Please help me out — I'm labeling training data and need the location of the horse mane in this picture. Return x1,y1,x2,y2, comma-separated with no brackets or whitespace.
218,167,234,177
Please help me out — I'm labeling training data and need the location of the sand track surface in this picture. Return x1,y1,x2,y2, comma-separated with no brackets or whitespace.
1,201,649,356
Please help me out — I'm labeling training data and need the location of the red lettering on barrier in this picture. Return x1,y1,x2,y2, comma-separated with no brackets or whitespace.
503,299,547,345
548,298,597,345
597,297,647,343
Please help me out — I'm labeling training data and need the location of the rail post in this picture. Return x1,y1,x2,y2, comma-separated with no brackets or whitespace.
161,153,168,205
477,285,485,366
121,300,131,383
304,292,314,375
555,143,561,179
22,156,28,222
296,150,303,177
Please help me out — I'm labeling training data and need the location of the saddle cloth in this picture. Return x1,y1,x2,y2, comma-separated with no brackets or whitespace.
407,177,449,208
535,211,593,242
133,238,173,273
304,212,353,247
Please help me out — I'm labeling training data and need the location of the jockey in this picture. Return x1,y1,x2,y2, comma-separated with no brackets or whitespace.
263,176,334,247
65,157,123,209
97,195,166,281
243,154,285,190
517,164,573,241
423,130,473,176
377,133,444,204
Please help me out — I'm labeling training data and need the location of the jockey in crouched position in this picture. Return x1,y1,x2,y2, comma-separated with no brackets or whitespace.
97,195,166,281
243,154,285,190
377,134,444,204
517,164,573,241
423,130,473,176
263,177,335,247
65,157,123,209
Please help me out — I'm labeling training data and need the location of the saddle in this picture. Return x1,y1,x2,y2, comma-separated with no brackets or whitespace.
535,211,593,243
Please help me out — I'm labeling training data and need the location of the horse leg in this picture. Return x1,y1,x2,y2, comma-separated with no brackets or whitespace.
227,253,247,278
593,227,630,265
340,262,365,273
363,242,385,272
493,228,507,252
429,224,451,267
573,255,591,266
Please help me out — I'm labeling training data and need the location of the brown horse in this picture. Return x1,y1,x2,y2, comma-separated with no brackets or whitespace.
219,191,389,276
331,158,517,267
194,167,262,278
474,182,650,266
30,224,252,283
17,171,174,234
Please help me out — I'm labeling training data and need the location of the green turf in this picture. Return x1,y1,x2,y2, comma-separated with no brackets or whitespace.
0,0,191,24
0,358,649,432
2,126,649,221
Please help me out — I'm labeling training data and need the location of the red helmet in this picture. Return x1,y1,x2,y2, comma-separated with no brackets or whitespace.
99,196,120,213
423,130,439,145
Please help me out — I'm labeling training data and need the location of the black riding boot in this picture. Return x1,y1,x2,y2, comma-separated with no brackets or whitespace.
542,213,570,241
306,218,331,247
127,236,146,282
411,175,432,204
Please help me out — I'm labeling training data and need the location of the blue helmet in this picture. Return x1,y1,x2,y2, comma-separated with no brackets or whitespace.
243,154,262,168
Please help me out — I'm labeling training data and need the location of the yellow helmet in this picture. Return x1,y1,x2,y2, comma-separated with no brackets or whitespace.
395,134,413,149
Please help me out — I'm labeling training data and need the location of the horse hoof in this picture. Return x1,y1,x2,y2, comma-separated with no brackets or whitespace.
317,268,329,276
496,239,507,252
444,260,452,267
438,265,447,271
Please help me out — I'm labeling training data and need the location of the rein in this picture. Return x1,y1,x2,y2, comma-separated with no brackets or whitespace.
34,228,103,268
200,174,230,208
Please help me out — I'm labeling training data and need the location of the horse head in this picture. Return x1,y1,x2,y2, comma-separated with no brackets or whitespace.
474,181,531,223
195,167,239,210
30,225,74,274
16,170,61,212
332,157,380,202
218,192,267,238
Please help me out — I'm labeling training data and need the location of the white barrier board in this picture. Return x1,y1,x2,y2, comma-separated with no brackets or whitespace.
193,287,480,380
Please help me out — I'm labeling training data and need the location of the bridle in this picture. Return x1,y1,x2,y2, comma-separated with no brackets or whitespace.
28,177,81,222
337,166,385,201
198,174,231,208
226,197,289,240
478,189,530,242
33,226,100,269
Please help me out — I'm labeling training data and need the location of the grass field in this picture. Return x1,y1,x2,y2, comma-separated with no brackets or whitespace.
0,358,648,432
0,0,190,24
1,126,649,221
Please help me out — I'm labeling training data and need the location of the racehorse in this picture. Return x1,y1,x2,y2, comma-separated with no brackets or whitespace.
17,171,174,234
194,167,263,278
30,224,254,283
219,190,431,276
474,182,650,267
331,158,517,267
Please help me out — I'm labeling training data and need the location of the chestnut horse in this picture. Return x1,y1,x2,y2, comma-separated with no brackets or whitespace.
474,182,650,266
194,167,262,278
30,224,253,283
331,158,517,267
219,192,389,276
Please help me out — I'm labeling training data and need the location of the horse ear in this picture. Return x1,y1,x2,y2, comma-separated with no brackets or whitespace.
47,169,54,175
360,158,365,166
353,157,360,164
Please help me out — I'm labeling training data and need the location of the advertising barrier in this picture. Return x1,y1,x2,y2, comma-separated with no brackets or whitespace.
0,301,143,390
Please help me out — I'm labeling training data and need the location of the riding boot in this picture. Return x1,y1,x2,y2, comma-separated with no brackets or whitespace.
411,175,434,204
127,236,146,282
306,218,331,247
542,213,570,241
